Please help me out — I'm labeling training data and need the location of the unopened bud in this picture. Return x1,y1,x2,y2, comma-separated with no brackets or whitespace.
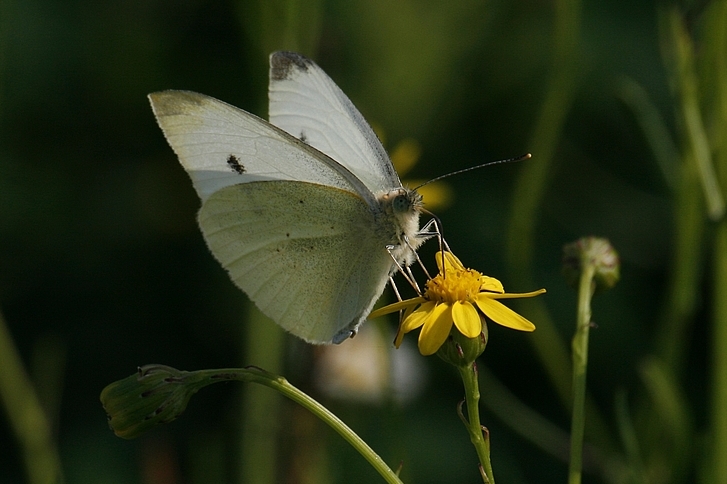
436,315,489,367
101,365,198,439
562,237,620,294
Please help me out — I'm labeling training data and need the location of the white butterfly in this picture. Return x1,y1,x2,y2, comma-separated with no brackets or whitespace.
149,51,427,344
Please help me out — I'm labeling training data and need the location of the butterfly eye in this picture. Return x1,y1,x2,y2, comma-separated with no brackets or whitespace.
392,193,412,214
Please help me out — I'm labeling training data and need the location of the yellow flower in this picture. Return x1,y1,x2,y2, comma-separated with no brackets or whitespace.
369,251,546,356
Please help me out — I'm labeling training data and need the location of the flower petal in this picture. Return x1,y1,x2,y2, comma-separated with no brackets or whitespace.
479,276,504,294
401,302,417,322
474,296,536,332
488,288,547,299
418,303,454,355
436,251,465,273
399,301,435,333
368,297,427,319
394,301,435,348
451,301,482,338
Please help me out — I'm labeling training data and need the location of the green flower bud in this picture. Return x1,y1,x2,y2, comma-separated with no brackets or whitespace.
562,237,620,294
436,315,489,367
100,365,199,439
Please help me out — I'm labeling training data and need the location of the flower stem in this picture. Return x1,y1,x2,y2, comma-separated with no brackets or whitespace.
458,363,495,483
568,262,596,484
201,367,404,484
505,0,582,417
239,309,285,484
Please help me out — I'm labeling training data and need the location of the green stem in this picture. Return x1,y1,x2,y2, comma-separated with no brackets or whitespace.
653,4,711,377
239,308,285,484
506,0,582,412
0,310,64,484
666,8,725,221
568,262,596,484
706,2,727,480
199,367,404,484
713,141,727,484
458,363,494,483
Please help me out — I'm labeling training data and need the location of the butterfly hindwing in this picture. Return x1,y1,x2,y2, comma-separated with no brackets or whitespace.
198,180,395,343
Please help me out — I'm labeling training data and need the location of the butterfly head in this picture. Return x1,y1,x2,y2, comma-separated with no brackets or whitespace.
375,188,425,263
379,187,422,215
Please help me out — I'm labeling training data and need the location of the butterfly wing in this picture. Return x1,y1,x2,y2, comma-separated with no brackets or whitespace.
268,51,401,194
149,90,375,206
198,180,395,343
149,66,421,344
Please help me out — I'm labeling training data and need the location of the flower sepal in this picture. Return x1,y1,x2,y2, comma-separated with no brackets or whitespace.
436,315,489,367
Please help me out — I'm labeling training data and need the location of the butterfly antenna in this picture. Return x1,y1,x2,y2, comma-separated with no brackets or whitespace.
413,153,531,191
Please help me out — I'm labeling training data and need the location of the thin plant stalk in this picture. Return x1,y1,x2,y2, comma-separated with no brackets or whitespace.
458,363,495,483
102,365,404,484
705,2,727,480
568,262,596,484
233,3,323,480
713,210,727,484
239,308,286,484
209,367,404,484
506,0,582,410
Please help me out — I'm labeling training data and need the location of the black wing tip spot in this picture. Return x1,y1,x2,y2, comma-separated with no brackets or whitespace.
149,91,208,115
226,154,246,174
270,51,312,81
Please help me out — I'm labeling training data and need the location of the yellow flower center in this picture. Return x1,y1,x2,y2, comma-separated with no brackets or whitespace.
424,268,484,304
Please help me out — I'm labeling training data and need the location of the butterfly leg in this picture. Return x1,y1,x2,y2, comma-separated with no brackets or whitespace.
419,215,450,252
405,215,447,280
388,275,412,345
385,244,422,294
410,216,457,278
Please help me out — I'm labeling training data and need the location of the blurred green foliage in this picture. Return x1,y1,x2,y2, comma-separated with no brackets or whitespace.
1,0,725,483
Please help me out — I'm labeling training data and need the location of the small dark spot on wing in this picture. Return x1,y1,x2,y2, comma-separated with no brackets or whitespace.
270,51,312,81
299,131,308,144
227,154,245,174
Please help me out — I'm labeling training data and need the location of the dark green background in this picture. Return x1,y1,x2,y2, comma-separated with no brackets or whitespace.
1,1,719,483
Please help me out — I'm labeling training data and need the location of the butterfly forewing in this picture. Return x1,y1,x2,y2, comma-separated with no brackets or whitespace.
268,51,400,194
149,90,368,204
